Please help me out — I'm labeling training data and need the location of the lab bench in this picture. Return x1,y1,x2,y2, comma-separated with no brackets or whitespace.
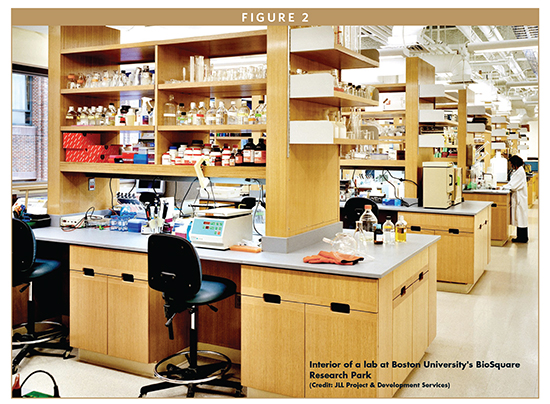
31,226,439,398
341,199,493,293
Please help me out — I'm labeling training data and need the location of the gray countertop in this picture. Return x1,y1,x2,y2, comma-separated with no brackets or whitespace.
462,189,510,195
34,226,439,279
341,199,492,216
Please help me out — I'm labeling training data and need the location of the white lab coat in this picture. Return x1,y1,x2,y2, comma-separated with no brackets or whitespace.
502,166,529,228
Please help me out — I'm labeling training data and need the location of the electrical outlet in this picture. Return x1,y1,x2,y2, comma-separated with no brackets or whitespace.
88,178,95,191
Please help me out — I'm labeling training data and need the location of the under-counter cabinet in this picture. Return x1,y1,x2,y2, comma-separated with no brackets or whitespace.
69,246,184,364
399,202,491,293
241,244,436,398
463,190,511,246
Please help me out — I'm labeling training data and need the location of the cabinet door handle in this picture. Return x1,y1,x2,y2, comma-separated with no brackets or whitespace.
83,268,95,277
400,286,407,296
491,203,497,208
121,273,134,283
411,225,422,232
448,228,460,234
263,293,281,304
418,272,424,281
330,302,350,314
484,220,488,225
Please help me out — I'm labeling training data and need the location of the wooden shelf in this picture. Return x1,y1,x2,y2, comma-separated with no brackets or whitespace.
61,85,155,99
359,110,406,118
61,125,155,132
159,124,266,132
339,159,406,168
59,162,266,179
158,79,267,98
291,91,378,108
61,29,268,60
292,44,378,70
374,83,406,93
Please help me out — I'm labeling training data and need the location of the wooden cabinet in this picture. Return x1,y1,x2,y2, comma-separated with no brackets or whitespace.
69,246,184,363
463,192,510,246
400,205,490,292
241,246,436,398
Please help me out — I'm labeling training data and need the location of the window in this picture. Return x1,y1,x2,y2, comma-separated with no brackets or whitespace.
12,65,48,182
12,73,32,125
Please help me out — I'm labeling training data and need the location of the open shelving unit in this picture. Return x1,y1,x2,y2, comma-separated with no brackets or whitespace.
49,25,379,240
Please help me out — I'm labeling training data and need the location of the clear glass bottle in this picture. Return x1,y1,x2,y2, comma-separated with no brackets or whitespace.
195,101,206,125
65,106,77,124
260,99,267,124
176,103,186,126
188,102,198,125
163,94,177,126
76,107,83,125
395,215,407,243
140,65,152,85
359,205,377,242
353,221,369,255
382,216,395,244
89,106,97,126
95,106,104,126
205,100,217,125
255,100,266,124
80,106,89,126
106,103,117,126
227,101,238,125
237,100,251,125
215,101,228,125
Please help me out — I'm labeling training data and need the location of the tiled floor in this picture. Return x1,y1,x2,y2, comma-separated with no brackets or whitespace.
12,202,539,398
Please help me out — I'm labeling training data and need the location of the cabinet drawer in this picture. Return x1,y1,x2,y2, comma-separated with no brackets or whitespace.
70,245,147,280
392,249,428,294
400,212,474,234
242,265,378,313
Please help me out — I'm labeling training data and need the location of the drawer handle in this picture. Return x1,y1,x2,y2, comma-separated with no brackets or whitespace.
484,220,488,225
263,293,281,304
83,268,95,277
122,273,134,283
401,286,407,296
330,302,350,314
411,225,422,232
491,203,497,208
418,272,424,281
449,228,460,234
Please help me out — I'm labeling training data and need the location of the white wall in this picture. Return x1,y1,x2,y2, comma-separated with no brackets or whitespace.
12,27,48,68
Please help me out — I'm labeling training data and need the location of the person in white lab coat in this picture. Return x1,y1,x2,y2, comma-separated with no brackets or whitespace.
501,155,529,243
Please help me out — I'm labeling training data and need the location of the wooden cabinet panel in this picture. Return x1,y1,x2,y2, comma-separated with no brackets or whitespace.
241,295,305,397
241,265,378,313
107,277,150,362
392,287,413,389
412,275,429,363
69,270,108,355
70,245,148,279
433,230,474,284
305,305,378,398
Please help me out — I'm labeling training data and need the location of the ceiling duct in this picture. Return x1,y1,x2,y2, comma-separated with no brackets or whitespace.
420,54,474,84
387,26,429,51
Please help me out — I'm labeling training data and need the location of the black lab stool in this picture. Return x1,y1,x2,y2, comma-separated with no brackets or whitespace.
139,234,243,398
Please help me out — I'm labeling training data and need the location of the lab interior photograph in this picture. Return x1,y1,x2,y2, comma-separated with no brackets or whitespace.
9,10,543,399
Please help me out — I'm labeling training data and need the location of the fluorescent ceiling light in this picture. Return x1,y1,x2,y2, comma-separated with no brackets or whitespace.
467,38,538,54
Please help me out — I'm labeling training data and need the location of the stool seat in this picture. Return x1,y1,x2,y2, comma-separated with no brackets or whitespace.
25,259,62,281
185,276,236,306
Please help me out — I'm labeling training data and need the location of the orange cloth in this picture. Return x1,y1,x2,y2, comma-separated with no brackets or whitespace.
303,251,363,265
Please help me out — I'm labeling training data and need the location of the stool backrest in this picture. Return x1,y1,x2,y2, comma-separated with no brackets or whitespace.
12,218,37,285
148,234,202,300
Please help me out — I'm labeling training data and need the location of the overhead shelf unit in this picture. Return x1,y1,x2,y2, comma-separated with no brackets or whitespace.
288,26,379,146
